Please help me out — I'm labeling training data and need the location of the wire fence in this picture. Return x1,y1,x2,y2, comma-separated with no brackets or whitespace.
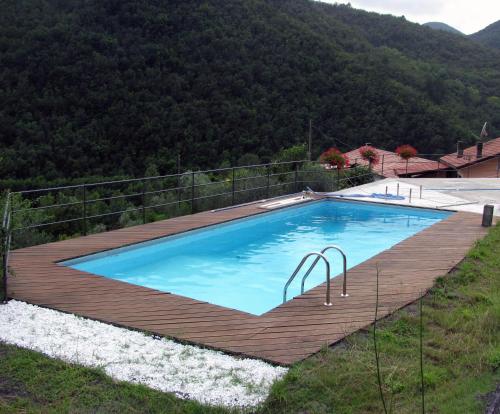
3,151,499,248
2,151,499,301
1,160,373,250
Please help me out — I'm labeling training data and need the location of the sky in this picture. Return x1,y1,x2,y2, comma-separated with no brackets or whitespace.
324,0,500,34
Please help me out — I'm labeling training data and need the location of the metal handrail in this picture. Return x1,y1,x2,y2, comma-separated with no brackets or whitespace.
283,252,332,306
301,245,348,297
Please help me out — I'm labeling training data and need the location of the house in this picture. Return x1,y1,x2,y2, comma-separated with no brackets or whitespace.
439,138,500,178
344,147,447,179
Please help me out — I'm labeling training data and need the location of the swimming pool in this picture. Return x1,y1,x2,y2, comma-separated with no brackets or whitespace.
62,200,451,315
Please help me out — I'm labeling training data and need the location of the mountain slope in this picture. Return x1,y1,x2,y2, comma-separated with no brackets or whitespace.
1,0,500,181
424,22,463,35
470,20,500,49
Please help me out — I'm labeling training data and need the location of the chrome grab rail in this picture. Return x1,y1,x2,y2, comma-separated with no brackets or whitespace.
300,245,348,297
283,252,332,306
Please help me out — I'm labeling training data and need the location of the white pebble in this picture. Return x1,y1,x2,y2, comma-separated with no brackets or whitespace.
0,300,287,407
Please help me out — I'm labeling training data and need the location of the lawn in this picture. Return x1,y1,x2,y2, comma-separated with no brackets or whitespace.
1,224,499,413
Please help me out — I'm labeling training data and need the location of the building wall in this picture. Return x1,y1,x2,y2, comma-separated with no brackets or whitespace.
458,158,500,178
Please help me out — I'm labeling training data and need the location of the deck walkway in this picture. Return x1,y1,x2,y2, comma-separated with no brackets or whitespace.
7,200,488,365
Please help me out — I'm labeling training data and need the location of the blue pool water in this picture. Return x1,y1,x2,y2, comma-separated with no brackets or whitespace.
62,200,451,315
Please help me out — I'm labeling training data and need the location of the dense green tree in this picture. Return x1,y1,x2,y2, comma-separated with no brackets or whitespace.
1,0,500,185
470,20,500,50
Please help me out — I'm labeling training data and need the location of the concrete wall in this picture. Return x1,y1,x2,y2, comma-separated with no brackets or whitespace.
458,158,500,178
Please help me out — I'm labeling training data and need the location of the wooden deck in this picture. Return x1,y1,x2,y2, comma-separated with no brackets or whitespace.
7,199,489,365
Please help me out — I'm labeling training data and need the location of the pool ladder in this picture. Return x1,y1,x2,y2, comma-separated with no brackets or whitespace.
282,245,348,306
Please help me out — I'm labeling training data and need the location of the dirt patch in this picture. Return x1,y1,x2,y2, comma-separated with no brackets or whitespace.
0,377,31,401
483,384,500,414
0,344,31,402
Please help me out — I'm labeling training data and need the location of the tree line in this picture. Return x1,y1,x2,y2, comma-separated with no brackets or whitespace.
1,0,500,184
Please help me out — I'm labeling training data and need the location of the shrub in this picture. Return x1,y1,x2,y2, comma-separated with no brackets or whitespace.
319,148,349,170
359,145,380,165
395,145,418,160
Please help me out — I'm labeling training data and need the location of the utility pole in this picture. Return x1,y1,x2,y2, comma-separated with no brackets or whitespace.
308,119,312,161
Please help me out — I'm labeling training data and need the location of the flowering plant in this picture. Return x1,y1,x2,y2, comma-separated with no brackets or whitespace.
320,147,350,170
395,144,417,160
359,145,380,165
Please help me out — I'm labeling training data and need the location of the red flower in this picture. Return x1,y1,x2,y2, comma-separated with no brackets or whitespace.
320,147,350,170
395,145,418,160
359,145,380,165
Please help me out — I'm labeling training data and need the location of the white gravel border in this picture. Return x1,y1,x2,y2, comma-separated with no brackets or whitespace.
0,300,287,408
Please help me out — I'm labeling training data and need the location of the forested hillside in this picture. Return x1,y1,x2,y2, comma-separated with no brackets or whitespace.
423,22,463,35
470,20,500,49
2,0,500,183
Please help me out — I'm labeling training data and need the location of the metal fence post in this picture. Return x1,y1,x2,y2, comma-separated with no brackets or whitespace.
191,172,195,214
336,168,340,190
2,243,7,303
294,162,298,193
266,165,270,199
82,185,87,236
2,232,8,304
177,172,181,209
232,167,236,205
381,154,385,176
142,180,146,224
2,192,12,304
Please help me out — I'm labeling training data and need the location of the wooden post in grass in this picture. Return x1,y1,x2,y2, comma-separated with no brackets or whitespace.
373,264,388,414
420,295,425,414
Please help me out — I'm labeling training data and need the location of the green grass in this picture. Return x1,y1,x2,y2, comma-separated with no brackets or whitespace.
1,224,500,413
0,344,234,414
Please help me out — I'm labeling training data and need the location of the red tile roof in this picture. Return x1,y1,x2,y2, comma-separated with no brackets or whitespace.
393,160,448,176
345,147,439,178
440,137,500,168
